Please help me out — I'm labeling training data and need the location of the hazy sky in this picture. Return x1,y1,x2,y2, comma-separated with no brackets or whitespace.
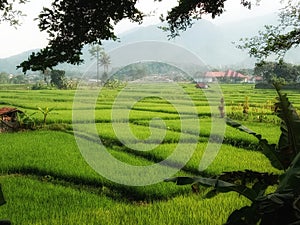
0,0,284,58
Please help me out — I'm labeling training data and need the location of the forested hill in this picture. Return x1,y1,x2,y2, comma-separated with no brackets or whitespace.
1,12,299,74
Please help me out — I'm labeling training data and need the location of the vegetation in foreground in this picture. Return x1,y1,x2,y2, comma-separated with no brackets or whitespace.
167,82,300,225
0,83,299,224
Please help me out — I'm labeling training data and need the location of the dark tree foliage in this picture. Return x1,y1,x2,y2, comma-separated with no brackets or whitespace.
158,0,254,38
0,0,280,73
17,0,258,73
18,0,143,73
255,60,300,83
0,0,28,26
50,69,66,89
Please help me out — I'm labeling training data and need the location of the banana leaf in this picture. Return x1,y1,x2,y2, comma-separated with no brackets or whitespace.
273,83,300,168
165,176,258,201
226,118,284,170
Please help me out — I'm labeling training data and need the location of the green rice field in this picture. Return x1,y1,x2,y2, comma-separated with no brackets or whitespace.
0,83,299,225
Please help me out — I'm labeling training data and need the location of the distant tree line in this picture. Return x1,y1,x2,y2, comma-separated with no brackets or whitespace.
32,70,78,90
113,61,190,82
0,70,78,90
0,72,26,84
254,60,300,84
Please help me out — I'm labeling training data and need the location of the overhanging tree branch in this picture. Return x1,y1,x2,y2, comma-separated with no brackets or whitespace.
159,0,256,38
19,0,143,73
0,0,28,26
1,0,288,72
237,0,300,60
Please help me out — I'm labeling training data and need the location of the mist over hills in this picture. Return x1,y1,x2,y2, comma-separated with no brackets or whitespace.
1,13,299,75
0,50,39,74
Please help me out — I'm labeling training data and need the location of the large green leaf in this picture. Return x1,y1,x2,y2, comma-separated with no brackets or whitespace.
277,152,300,194
165,176,258,201
225,205,259,225
226,118,284,170
255,191,298,225
273,83,300,166
259,139,283,170
218,170,278,187
164,176,196,185
274,83,300,195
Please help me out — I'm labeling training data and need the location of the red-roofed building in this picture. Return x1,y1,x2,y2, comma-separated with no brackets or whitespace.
199,70,252,83
225,70,248,79
205,71,226,78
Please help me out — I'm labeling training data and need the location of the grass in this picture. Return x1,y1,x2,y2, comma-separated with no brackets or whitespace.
0,131,191,200
0,176,250,225
0,83,297,224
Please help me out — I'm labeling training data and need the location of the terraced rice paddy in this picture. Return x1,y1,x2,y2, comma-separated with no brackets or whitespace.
0,83,298,224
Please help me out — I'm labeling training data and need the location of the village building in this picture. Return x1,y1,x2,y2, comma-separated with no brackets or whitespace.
195,70,262,84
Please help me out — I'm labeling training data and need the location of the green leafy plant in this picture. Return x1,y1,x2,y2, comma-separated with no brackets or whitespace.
16,111,36,130
243,96,250,115
37,107,54,127
166,82,300,225
104,79,124,89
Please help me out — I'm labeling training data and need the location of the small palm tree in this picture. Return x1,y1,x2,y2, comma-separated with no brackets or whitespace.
99,51,111,73
89,45,111,84
37,107,54,127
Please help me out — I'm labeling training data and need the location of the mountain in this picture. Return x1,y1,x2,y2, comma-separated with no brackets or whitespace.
1,13,299,75
0,49,39,74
